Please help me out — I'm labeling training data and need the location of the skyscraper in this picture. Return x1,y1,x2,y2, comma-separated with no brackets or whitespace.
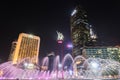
71,5,97,57
12,33,40,64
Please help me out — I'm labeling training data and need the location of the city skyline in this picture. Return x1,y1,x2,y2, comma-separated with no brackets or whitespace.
0,0,120,62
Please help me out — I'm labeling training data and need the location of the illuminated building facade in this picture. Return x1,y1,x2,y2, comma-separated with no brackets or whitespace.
9,41,17,61
71,5,97,57
84,46,120,62
12,33,40,64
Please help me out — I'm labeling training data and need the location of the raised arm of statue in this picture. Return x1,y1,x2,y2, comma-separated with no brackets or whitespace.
56,31,64,40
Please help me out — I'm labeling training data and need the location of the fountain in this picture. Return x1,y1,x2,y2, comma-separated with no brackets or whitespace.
0,53,120,79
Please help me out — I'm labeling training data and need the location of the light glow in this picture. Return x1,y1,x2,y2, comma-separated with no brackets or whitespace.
67,44,73,48
58,64,62,68
91,61,99,69
29,35,34,38
71,9,77,16
69,70,73,75
24,63,34,69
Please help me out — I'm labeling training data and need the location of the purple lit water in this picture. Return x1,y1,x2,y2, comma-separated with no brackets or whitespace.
0,54,120,79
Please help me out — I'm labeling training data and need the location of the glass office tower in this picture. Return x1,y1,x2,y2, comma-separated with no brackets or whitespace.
71,5,90,57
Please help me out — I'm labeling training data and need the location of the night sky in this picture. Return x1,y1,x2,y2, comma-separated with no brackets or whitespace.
0,0,120,62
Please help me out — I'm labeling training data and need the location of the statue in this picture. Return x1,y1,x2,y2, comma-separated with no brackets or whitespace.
56,31,64,41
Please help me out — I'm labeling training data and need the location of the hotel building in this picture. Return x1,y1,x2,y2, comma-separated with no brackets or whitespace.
12,33,40,64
